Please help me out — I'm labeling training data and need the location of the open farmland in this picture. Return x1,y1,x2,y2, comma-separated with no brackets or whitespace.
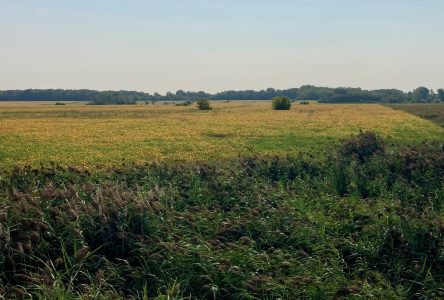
3,0,444,298
1,101,444,299
0,101,442,169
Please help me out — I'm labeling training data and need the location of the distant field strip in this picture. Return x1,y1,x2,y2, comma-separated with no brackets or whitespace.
387,103,444,127
0,102,443,168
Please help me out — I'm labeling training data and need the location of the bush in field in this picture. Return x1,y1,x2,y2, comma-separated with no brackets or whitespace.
272,96,291,110
196,99,212,110
338,131,385,163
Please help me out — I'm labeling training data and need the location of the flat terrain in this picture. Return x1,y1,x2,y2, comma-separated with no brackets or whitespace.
0,101,443,168
1,102,444,299
387,103,444,127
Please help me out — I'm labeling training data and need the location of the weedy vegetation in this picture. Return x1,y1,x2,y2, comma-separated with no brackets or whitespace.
0,132,444,299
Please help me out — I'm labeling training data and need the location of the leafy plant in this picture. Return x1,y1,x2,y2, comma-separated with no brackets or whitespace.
272,97,292,110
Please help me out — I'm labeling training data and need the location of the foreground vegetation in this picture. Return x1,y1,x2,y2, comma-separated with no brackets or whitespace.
1,132,443,299
388,103,444,127
0,102,442,169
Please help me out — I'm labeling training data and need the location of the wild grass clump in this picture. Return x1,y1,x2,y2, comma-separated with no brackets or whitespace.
333,131,444,210
1,133,444,299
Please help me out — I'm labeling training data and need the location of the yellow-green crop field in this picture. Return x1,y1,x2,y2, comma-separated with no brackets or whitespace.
0,101,443,169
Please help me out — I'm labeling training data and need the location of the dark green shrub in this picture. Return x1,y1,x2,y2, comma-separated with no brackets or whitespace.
196,99,212,110
272,97,291,110
338,131,385,163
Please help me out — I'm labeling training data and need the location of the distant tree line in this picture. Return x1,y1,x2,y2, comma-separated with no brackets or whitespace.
0,86,443,104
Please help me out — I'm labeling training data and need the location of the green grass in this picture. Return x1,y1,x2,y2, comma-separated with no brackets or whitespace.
387,103,444,127
0,102,443,169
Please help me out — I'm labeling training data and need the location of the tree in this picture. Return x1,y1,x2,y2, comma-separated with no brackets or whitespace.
438,89,444,101
90,91,137,105
0,86,435,103
92,91,120,105
272,97,291,110
196,99,212,110
412,87,430,102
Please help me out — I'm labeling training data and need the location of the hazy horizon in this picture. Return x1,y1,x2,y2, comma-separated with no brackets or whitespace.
1,0,443,93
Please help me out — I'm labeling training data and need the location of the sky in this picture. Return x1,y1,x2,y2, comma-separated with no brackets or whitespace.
0,0,443,93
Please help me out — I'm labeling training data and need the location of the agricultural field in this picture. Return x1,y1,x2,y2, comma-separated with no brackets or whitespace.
3,0,444,298
0,101,442,169
387,103,444,127
1,101,444,299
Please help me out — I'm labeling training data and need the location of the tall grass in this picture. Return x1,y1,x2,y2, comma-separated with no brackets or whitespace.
1,133,443,299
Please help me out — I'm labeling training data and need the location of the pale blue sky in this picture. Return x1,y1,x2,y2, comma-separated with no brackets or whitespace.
1,0,443,93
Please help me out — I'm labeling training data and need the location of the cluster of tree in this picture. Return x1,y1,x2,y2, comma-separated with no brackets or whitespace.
0,86,443,104
212,88,298,100
317,86,444,103
0,89,101,101
91,91,139,105
0,89,210,104
218,86,444,103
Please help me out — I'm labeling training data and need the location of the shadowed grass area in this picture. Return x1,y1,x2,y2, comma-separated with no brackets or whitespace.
1,133,444,299
387,103,444,127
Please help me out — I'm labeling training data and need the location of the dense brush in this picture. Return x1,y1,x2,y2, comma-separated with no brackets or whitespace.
1,132,443,299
